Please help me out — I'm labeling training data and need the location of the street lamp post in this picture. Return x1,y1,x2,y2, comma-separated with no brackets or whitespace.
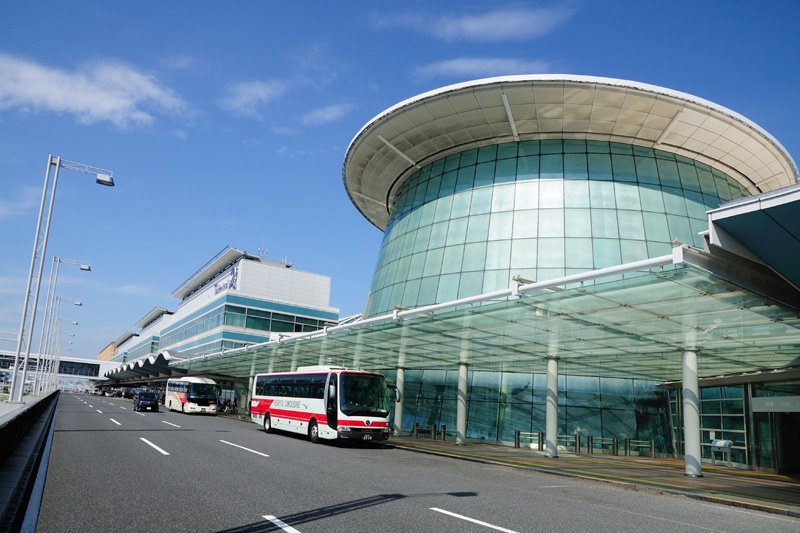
29,257,90,396
38,296,81,394
9,155,114,402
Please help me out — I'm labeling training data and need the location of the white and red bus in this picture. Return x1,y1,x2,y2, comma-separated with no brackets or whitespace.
166,377,218,414
250,366,396,443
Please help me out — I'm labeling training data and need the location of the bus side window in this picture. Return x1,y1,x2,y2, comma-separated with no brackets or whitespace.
295,377,310,398
309,374,325,399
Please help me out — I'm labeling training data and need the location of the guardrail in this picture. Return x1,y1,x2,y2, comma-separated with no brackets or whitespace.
412,422,447,441
0,391,59,532
514,431,544,451
587,436,618,455
624,438,656,458
513,430,654,457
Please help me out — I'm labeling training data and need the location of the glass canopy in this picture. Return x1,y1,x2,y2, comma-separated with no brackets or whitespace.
171,250,800,383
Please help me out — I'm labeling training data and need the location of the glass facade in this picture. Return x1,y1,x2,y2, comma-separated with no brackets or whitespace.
383,368,671,451
362,138,754,457
124,338,159,360
159,302,336,358
365,140,748,317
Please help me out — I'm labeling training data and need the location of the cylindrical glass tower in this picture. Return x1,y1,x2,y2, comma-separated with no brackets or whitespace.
343,75,797,448
364,139,749,316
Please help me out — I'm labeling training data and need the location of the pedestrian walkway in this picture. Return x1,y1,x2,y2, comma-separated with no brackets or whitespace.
390,435,800,518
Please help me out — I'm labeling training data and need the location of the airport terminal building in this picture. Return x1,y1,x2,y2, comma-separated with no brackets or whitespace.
107,76,800,474
110,246,339,364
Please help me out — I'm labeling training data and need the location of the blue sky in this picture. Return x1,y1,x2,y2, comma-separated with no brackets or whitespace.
1,1,798,360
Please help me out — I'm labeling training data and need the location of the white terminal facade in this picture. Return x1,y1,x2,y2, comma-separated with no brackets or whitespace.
111,246,338,362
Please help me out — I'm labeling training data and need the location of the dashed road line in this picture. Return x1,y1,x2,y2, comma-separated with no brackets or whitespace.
221,440,270,457
263,515,300,532
430,507,518,533
109,418,121,426
139,438,169,456
162,421,181,428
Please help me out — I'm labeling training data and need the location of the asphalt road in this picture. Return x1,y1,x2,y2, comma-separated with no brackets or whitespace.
36,393,800,532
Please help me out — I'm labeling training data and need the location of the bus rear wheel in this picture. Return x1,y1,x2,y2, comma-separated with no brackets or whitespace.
309,420,320,444
263,413,272,433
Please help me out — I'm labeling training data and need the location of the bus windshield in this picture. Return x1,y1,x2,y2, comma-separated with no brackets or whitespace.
339,373,389,417
189,383,217,400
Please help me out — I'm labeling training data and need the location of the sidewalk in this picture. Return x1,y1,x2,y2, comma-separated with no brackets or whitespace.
390,435,800,518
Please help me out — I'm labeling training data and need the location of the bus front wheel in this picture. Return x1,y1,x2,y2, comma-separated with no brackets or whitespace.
309,420,320,444
263,413,272,433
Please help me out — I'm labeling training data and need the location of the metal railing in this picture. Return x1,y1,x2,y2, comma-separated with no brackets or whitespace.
587,436,618,455
514,431,544,450
513,430,654,457
624,438,656,458
412,422,447,441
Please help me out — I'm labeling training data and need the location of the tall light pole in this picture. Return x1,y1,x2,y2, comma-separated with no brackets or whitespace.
9,155,114,402
38,296,81,394
29,257,90,396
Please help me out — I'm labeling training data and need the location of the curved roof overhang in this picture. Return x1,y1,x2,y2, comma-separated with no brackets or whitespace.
344,75,798,230
172,245,248,300
104,351,186,382
136,306,173,330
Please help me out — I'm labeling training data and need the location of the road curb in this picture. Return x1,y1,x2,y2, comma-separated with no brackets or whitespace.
392,442,800,519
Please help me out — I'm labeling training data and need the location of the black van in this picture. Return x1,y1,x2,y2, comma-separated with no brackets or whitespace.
133,391,159,412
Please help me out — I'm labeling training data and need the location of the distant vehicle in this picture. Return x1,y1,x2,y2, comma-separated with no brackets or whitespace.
132,391,159,412
250,366,397,443
166,377,218,414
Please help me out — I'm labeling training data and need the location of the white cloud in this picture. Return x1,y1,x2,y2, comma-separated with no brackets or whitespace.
219,80,286,119
371,5,575,42
170,128,187,140
413,57,552,81
0,186,41,218
270,125,298,136
162,54,205,74
300,103,356,126
0,53,186,128
276,146,311,159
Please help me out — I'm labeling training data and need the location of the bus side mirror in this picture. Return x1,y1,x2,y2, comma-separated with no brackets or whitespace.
388,384,401,403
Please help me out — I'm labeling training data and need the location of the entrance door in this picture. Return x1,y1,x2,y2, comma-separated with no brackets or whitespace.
776,413,800,474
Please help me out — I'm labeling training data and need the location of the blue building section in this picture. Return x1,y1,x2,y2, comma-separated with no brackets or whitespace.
159,293,338,357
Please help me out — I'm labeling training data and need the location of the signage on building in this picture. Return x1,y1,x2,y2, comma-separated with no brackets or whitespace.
214,267,238,295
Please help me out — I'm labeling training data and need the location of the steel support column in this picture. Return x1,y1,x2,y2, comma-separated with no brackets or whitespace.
682,349,703,477
456,360,468,445
545,356,559,458
394,366,405,436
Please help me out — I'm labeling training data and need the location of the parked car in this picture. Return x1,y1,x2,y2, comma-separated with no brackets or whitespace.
132,391,159,412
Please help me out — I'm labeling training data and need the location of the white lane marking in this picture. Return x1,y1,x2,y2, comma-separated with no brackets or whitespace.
139,438,170,456
220,440,270,457
120,407,126,410
109,418,121,426
162,421,181,428
135,412,145,416
88,405,94,408
430,508,518,533
262,515,300,532
96,410,103,414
